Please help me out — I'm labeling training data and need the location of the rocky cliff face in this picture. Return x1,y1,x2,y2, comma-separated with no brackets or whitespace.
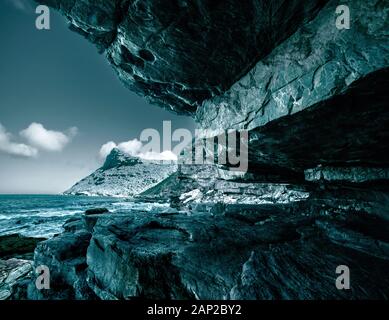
65,148,177,197
29,0,389,300
197,0,389,132
38,0,328,115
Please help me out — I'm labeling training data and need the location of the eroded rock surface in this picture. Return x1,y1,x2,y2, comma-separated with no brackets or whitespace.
38,0,327,114
246,68,389,173
0,259,33,300
197,0,389,131
0,234,45,260
29,183,389,300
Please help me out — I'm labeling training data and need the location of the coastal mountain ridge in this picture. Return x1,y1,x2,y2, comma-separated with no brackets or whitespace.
65,148,177,197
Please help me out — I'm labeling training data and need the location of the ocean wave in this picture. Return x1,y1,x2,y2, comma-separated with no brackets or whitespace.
0,195,164,238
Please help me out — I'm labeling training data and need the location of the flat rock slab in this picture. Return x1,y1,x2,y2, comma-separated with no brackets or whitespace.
0,259,33,300
0,234,45,260
30,185,389,300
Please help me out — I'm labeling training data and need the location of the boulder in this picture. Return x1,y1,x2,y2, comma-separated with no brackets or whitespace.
28,224,97,300
0,234,45,260
85,208,110,215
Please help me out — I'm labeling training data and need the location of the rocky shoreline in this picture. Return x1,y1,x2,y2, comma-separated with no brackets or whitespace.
0,234,44,300
3,177,382,300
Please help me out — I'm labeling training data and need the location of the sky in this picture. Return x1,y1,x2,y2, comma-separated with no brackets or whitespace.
0,0,196,194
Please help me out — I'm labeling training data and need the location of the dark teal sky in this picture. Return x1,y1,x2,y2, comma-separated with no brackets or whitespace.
0,0,195,194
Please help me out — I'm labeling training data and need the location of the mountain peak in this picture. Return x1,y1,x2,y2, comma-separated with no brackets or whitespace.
65,146,177,197
102,148,141,170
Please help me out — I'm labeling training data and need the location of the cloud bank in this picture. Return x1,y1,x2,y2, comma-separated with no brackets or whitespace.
0,123,77,158
20,123,78,152
0,123,38,157
99,139,177,161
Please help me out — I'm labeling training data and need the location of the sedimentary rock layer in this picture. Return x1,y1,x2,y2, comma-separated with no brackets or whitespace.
197,0,389,131
247,68,389,173
38,0,327,114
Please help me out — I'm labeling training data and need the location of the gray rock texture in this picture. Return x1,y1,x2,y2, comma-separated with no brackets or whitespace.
0,234,45,260
38,0,327,114
29,184,389,300
0,259,33,300
305,166,389,183
28,217,98,300
139,164,310,208
246,68,389,173
197,0,389,132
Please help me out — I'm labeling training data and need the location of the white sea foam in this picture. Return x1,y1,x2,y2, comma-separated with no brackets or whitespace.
0,195,163,238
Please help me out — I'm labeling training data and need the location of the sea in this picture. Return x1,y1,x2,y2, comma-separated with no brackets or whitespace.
0,194,167,238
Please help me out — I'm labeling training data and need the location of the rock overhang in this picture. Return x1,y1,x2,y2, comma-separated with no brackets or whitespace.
37,0,329,115
37,0,389,176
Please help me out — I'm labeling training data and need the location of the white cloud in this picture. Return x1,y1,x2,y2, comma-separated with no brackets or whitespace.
20,123,78,152
117,139,143,156
99,139,178,161
99,141,117,159
0,123,38,158
140,150,177,161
